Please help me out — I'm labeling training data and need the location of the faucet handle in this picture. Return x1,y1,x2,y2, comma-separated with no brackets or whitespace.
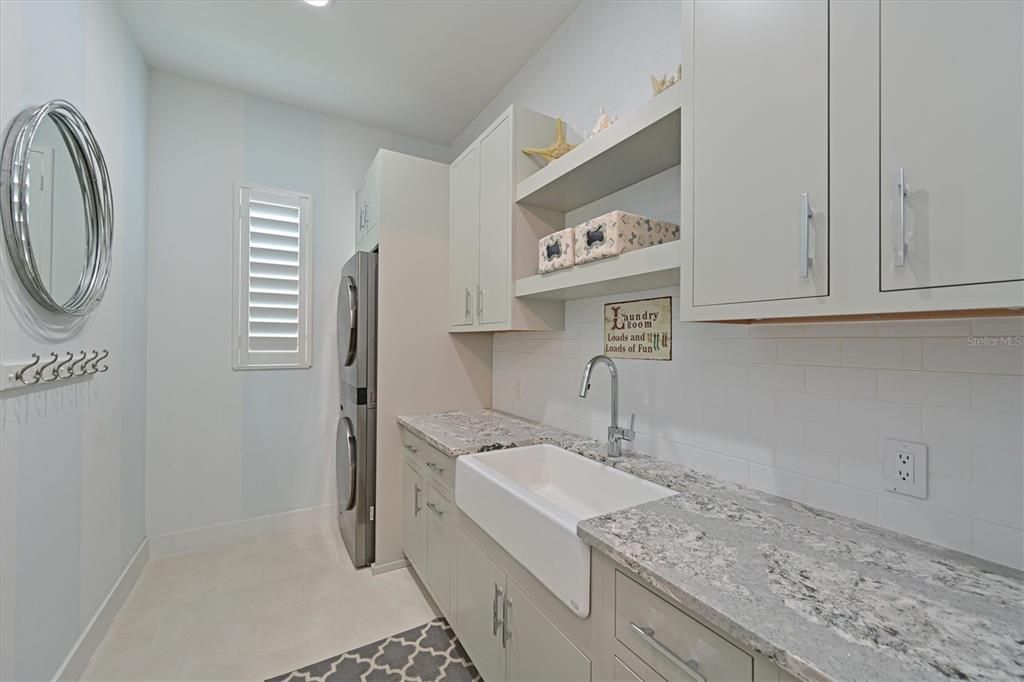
624,413,636,441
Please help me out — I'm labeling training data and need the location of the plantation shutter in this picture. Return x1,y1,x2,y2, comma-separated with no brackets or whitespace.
234,186,312,369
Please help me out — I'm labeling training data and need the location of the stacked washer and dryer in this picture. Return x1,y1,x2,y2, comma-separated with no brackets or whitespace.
336,250,378,568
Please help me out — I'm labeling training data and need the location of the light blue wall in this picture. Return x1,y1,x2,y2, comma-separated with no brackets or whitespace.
0,1,148,679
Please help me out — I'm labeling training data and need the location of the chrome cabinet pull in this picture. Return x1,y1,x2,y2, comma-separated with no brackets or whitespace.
477,286,484,319
464,287,471,320
896,167,908,267
502,594,512,648
404,443,418,454
799,193,813,278
426,461,445,475
630,623,705,682
413,484,421,516
425,501,444,516
492,584,504,636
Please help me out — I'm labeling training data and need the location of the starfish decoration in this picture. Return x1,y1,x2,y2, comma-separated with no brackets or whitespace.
522,118,577,163
651,64,683,96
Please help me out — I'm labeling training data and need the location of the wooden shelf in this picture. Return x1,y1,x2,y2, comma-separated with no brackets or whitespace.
515,89,682,212
515,242,680,301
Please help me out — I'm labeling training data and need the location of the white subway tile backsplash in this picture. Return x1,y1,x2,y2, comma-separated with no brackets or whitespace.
877,497,973,554
749,364,805,392
924,338,1024,375
749,464,806,501
804,480,878,525
972,520,1024,569
493,292,1023,568
774,445,840,482
805,366,877,398
970,374,1023,413
805,422,879,461
877,370,971,407
973,447,1024,490
777,339,842,366
841,339,922,370
839,398,923,437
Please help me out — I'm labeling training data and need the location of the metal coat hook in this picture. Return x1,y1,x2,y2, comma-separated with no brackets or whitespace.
15,353,41,385
95,349,110,373
38,353,60,382
54,352,75,379
84,350,100,375
68,351,88,376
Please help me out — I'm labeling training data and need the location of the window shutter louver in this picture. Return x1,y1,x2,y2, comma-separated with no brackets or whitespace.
234,186,312,369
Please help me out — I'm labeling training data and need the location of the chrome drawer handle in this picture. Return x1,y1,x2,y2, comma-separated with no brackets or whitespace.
404,444,418,454
425,501,444,516
426,461,445,474
629,622,706,682
413,485,421,516
492,584,504,636
502,595,512,648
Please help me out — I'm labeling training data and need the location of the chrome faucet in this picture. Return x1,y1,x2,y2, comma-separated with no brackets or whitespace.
579,355,635,457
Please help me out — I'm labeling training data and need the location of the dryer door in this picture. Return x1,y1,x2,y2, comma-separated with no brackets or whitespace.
335,414,357,512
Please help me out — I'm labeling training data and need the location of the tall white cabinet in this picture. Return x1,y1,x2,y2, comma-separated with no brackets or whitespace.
448,105,565,332
681,0,1024,321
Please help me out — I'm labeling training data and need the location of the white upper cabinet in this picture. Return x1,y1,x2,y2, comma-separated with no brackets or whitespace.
880,0,1023,291
690,0,828,306
447,105,564,333
478,117,512,325
355,154,380,252
449,146,480,326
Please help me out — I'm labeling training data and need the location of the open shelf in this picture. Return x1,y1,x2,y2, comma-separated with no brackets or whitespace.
515,89,681,212
515,242,680,301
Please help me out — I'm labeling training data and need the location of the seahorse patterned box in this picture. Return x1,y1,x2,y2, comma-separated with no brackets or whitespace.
572,211,679,265
537,227,575,273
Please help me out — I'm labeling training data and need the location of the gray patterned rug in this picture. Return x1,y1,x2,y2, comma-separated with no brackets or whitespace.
267,618,481,682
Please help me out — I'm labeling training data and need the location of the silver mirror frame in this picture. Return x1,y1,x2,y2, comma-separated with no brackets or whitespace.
0,99,113,316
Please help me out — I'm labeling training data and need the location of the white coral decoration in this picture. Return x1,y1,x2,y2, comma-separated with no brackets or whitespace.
590,108,617,137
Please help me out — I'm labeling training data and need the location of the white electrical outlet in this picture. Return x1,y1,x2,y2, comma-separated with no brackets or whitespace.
883,438,928,499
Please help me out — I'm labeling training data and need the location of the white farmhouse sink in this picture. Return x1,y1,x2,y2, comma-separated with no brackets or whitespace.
455,444,673,618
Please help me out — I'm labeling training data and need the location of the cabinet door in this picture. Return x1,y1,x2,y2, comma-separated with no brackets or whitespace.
402,458,426,572
505,579,591,682
880,0,1023,290
690,0,829,306
355,181,368,249
424,484,453,614
449,147,480,326
454,528,506,682
478,116,511,325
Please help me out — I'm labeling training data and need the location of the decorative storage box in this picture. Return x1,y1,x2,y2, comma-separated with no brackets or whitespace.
538,227,575,273
573,210,679,264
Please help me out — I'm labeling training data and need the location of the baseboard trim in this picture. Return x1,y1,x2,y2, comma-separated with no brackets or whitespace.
53,538,149,681
148,504,336,559
371,557,410,575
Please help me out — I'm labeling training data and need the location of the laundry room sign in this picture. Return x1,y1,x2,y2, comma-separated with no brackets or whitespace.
603,296,672,360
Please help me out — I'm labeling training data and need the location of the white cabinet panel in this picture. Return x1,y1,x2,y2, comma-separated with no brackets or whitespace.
690,0,829,306
880,0,1023,290
455,528,507,682
505,579,591,682
449,148,480,326
402,458,425,572
478,116,512,325
424,484,453,614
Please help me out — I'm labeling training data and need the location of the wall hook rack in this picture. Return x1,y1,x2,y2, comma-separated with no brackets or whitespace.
1,348,111,393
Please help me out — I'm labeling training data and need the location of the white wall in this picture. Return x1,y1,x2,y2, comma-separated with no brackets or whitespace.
145,71,450,542
0,1,149,679
473,0,1024,569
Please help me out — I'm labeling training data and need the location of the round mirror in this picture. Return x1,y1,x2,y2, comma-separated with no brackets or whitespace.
1,100,113,316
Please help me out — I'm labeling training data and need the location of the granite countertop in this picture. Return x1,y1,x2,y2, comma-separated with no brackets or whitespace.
397,410,1024,682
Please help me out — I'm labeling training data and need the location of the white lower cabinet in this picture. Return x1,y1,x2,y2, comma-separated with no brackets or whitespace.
454,527,591,682
401,434,454,615
424,483,453,613
402,457,426,573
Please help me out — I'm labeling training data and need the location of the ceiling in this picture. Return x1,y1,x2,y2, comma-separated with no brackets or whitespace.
117,0,580,146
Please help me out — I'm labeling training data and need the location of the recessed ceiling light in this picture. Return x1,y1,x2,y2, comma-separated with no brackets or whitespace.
303,0,333,7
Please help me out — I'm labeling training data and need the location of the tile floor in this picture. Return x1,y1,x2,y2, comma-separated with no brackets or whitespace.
81,524,440,681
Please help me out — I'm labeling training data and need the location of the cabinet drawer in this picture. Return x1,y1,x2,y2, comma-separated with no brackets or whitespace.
399,430,455,492
615,571,752,682
613,655,665,682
